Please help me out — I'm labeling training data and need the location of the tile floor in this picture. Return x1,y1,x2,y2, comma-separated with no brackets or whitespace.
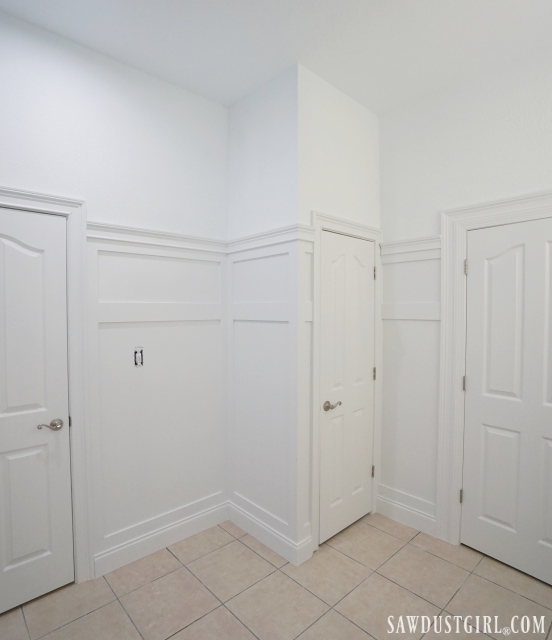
2,515,552,640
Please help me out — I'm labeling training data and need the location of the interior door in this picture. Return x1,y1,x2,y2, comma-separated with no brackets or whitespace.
0,208,74,613
462,217,552,585
319,230,375,543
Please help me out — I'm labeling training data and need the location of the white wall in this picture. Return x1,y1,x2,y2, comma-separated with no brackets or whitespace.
299,66,380,229
0,12,228,238
379,50,552,535
227,67,299,239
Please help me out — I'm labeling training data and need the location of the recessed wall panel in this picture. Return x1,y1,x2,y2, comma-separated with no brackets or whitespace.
484,246,524,398
0,237,45,415
481,425,520,530
233,253,289,303
331,254,345,390
232,320,289,525
98,252,221,303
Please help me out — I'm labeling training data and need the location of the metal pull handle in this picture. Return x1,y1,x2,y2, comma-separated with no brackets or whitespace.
37,419,64,431
323,400,342,412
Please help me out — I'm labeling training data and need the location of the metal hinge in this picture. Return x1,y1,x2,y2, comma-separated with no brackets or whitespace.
68,416,72,427
371,465,375,478
464,259,468,275
374,266,377,280
460,489,463,504
462,375,466,391
373,367,376,381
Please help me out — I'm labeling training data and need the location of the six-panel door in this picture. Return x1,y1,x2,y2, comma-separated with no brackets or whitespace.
0,208,74,613
462,218,552,584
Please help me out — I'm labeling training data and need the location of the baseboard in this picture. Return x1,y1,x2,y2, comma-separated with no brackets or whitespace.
376,495,437,537
227,502,315,566
93,502,230,576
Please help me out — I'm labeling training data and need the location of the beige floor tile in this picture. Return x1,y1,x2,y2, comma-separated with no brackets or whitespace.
378,544,469,608
187,540,274,602
282,545,371,606
171,606,256,639
226,571,328,640
105,548,181,597
326,521,405,569
120,567,219,640
40,601,141,640
219,521,247,538
474,556,552,610
168,526,234,565
0,607,29,640
447,574,552,639
297,610,372,639
23,578,115,639
410,533,483,571
240,534,287,568
362,513,419,541
335,572,440,640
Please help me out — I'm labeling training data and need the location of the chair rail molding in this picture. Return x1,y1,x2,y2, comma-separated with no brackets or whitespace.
437,189,552,543
0,185,91,582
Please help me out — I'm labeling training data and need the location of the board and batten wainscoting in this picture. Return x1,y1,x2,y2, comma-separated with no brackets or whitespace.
86,224,228,576
379,236,441,535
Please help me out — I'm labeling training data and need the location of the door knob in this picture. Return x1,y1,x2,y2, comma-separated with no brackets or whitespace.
37,419,64,431
323,401,342,411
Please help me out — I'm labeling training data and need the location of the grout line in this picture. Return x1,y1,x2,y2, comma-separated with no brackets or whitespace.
117,601,146,640
223,604,263,640
163,604,226,640
32,600,118,640
235,536,286,569
20,606,32,640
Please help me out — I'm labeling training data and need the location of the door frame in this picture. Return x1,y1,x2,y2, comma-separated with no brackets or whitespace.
0,186,92,583
312,211,382,546
437,189,552,544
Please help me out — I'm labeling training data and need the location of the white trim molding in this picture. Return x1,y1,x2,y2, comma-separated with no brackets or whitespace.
437,189,552,543
0,186,92,582
381,236,441,264
311,211,383,544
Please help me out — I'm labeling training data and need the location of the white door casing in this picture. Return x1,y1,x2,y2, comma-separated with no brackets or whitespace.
319,230,375,542
461,218,552,584
0,208,74,612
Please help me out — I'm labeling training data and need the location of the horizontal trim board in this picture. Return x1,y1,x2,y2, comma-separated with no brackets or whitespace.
376,496,436,537
230,303,290,322
381,235,441,256
382,302,440,321
97,303,223,323
382,250,441,264
94,502,229,577
378,484,436,518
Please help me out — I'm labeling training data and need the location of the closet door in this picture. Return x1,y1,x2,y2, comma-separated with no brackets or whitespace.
319,230,375,542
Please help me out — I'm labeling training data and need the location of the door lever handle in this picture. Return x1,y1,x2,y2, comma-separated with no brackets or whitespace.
38,419,64,431
323,400,342,412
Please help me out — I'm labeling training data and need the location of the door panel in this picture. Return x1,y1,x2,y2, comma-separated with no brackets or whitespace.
462,218,552,585
319,231,375,542
0,208,73,613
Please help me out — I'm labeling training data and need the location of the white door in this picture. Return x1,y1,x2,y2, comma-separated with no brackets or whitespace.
0,208,74,613
319,230,375,542
462,218,552,585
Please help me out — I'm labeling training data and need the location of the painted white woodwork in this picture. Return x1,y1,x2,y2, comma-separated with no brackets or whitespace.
0,208,73,612
378,236,441,536
439,190,552,546
461,217,552,584
319,230,375,542
87,225,227,575
227,229,315,565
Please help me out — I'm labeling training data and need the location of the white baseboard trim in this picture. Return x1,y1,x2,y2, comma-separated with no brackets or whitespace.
94,502,230,577
376,495,437,537
227,502,315,566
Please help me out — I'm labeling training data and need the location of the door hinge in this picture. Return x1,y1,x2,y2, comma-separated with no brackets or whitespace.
462,375,466,391
459,489,463,504
464,259,468,275
68,416,72,427
373,266,377,280
373,367,376,381
371,465,375,478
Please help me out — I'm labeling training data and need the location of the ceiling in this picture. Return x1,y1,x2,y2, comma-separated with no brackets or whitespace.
1,0,551,114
